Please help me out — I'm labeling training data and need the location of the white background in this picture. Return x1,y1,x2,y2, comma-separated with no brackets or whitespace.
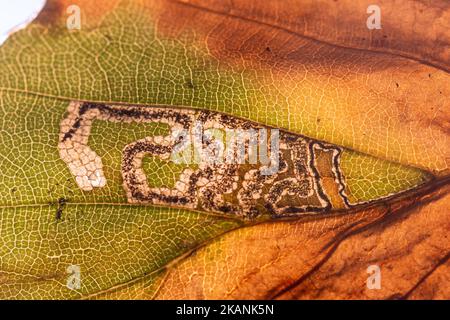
0,0,46,45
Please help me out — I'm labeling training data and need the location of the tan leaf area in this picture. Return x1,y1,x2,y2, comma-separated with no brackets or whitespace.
156,182,450,299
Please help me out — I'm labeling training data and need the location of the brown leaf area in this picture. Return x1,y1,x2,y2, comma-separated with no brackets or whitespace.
173,0,450,72
156,183,450,300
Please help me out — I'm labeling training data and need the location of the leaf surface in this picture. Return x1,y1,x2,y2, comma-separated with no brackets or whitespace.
0,0,448,299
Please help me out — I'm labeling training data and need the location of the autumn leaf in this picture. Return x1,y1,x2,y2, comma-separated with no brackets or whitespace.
0,0,448,299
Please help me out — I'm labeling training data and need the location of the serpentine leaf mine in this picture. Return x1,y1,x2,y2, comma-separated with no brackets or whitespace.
58,101,364,218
